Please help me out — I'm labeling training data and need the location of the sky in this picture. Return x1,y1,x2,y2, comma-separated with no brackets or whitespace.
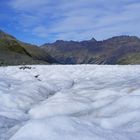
0,0,140,45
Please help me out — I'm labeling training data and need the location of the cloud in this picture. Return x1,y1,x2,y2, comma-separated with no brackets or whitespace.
10,0,49,12
32,26,49,38
9,0,140,42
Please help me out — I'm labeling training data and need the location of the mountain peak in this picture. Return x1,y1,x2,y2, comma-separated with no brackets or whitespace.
0,29,6,37
0,29,16,40
107,35,140,42
89,37,97,42
55,40,65,43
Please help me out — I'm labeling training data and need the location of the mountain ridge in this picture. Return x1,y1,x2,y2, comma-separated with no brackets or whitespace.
0,30,56,65
42,35,140,64
1,29,140,65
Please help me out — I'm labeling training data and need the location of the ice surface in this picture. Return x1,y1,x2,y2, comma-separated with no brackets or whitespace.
0,65,140,140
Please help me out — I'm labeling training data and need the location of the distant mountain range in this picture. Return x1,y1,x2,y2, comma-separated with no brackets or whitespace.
1,29,140,65
42,36,140,64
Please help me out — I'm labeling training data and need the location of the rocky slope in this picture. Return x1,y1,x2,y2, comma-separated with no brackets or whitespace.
0,30,56,65
42,36,140,64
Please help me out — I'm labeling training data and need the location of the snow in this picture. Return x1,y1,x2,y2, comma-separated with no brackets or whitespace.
0,65,140,140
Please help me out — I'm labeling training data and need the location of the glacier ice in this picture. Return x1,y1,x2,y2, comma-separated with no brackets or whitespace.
0,65,140,140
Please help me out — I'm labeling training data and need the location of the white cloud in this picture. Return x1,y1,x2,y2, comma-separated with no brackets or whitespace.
9,0,140,42
10,0,49,12
32,26,49,38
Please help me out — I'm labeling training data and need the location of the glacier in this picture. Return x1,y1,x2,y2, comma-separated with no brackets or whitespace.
0,65,140,140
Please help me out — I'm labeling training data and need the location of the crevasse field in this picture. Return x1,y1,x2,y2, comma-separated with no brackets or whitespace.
0,65,140,140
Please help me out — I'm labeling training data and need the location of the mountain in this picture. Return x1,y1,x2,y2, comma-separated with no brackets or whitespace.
0,30,56,65
42,36,140,64
1,29,140,65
